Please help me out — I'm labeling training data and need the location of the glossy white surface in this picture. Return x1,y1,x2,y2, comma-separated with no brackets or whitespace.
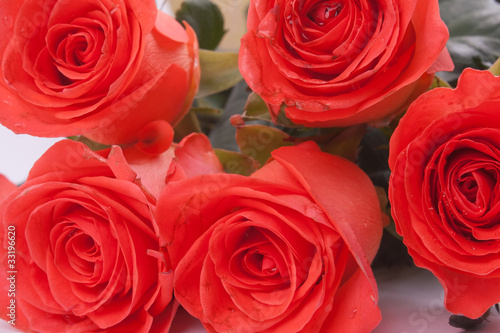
0,126,61,185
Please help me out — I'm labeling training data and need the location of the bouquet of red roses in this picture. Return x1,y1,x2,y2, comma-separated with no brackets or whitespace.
1,0,500,331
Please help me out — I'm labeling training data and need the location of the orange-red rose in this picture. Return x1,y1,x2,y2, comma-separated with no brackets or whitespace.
158,142,383,332
0,140,176,332
389,69,500,319
239,0,453,127
0,0,199,145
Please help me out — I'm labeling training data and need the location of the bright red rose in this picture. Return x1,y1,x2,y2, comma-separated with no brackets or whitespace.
239,0,453,127
389,69,500,319
157,142,383,332
0,0,200,145
0,140,177,332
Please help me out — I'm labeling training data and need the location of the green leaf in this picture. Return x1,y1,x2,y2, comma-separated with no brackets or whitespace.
321,125,366,162
173,111,201,142
214,149,260,176
176,0,226,50
190,106,222,135
489,57,500,76
274,104,306,128
244,92,272,118
439,0,500,83
236,125,295,166
197,49,243,98
208,81,250,152
190,106,222,115
430,74,452,89
68,136,110,151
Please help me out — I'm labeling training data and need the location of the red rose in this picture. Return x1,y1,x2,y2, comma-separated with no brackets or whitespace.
389,69,500,318
0,0,200,145
0,140,176,332
158,142,383,332
239,0,453,127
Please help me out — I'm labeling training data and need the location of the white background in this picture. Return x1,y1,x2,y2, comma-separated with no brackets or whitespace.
1,127,500,332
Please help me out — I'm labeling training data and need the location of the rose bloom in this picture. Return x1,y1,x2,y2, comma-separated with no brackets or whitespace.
0,135,222,332
389,69,500,318
239,0,454,127
0,0,200,145
158,142,384,332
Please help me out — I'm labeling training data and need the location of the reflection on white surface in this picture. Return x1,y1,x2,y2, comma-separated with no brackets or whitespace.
373,266,500,333
0,126,61,185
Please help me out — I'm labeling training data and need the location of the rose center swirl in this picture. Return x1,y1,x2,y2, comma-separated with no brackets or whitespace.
243,249,280,277
307,1,343,26
433,140,500,240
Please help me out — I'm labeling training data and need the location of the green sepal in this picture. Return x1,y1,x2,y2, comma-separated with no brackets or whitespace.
174,110,202,142
235,124,295,167
214,149,260,176
489,57,500,76
241,93,306,129
320,125,366,162
67,136,110,151
197,49,242,98
175,0,226,50
430,75,452,89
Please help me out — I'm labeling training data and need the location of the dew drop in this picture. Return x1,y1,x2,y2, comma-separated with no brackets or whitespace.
3,16,13,28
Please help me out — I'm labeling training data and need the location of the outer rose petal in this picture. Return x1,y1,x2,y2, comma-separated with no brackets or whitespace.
389,69,500,318
389,69,500,168
117,132,223,198
172,133,224,179
268,144,384,264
